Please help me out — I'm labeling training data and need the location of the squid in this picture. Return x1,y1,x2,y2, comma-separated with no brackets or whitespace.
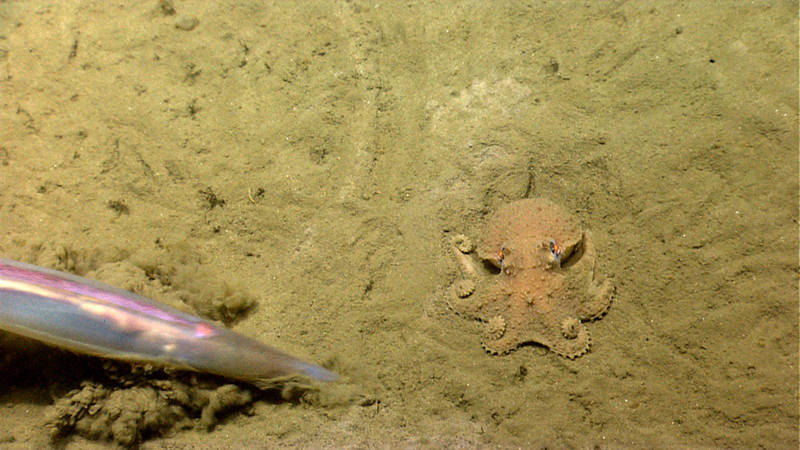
0,258,337,388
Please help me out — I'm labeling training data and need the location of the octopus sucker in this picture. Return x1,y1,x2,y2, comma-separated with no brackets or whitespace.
481,335,517,355
448,198,613,359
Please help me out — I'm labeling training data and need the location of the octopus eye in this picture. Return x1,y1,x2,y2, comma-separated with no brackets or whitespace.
548,239,562,266
496,245,506,272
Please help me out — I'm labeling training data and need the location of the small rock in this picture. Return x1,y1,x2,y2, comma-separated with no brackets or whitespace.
174,15,199,31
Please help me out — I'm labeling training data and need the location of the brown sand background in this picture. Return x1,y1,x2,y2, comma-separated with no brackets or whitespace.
0,1,797,448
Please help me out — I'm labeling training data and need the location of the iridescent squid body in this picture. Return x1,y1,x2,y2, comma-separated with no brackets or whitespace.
449,198,613,358
0,258,337,387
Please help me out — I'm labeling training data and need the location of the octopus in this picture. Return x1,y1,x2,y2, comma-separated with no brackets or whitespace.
448,198,613,358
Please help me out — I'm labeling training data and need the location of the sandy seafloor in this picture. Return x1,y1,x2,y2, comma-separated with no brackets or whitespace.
0,1,797,448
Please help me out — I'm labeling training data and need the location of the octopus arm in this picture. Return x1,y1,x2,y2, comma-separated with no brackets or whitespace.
577,277,614,321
